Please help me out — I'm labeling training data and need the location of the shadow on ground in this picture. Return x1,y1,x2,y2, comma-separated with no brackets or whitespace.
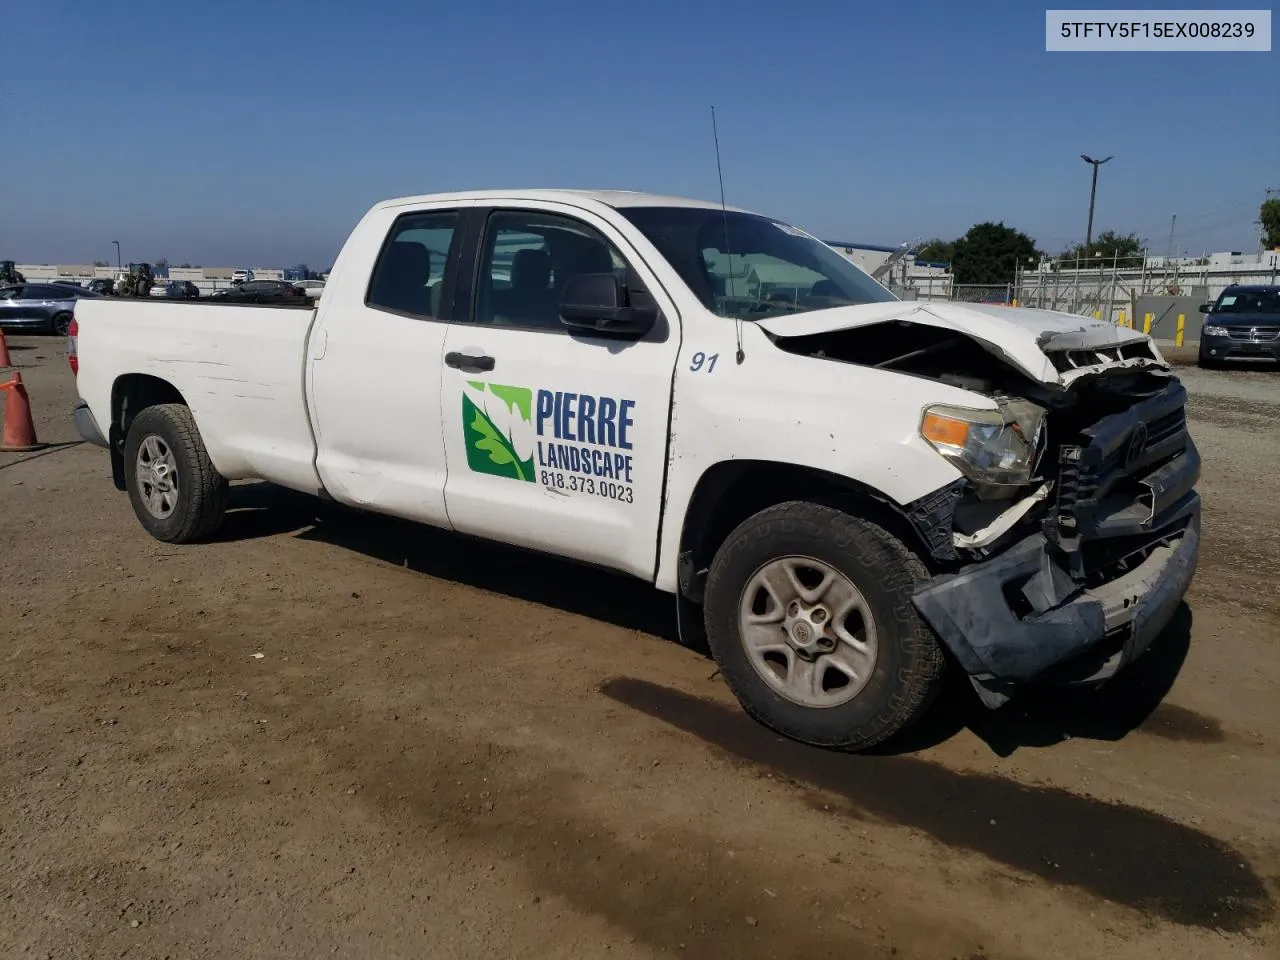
220,482,1208,755
879,605,1203,757
601,676,1272,933
0,441,84,471
218,481,680,642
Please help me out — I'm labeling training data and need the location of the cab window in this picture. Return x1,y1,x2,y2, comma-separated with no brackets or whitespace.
473,210,629,331
366,211,460,319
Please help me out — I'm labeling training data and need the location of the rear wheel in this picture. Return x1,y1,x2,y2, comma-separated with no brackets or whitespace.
123,403,227,543
704,501,945,751
50,312,73,336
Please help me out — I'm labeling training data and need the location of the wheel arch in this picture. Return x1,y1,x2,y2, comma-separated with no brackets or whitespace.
108,374,190,491
672,459,951,605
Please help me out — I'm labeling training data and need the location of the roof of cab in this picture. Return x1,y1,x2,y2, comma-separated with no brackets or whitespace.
374,189,755,215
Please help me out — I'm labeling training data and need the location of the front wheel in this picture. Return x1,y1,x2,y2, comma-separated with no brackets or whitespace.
123,403,228,543
704,502,946,751
50,312,73,336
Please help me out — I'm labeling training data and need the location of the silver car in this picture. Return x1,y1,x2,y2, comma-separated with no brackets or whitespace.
0,283,99,335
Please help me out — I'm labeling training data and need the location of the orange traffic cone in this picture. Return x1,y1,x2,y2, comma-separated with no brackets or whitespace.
0,372,45,452
0,330,12,368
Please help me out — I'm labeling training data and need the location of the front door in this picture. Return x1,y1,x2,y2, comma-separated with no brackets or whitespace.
440,204,681,579
307,203,467,526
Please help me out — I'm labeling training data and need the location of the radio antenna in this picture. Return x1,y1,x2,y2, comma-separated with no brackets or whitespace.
711,105,745,364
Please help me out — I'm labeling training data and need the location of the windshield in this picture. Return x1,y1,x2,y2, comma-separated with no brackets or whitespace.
618,206,896,320
1214,289,1280,315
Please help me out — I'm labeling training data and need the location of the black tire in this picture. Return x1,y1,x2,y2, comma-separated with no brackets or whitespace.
704,501,945,751
50,312,73,336
123,403,227,543
1197,352,1220,370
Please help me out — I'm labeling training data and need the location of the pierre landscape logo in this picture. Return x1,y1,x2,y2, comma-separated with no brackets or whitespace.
462,379,639,502
462,380,536,482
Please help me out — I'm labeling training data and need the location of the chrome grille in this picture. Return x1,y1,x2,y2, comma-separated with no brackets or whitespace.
1224,326,1280,342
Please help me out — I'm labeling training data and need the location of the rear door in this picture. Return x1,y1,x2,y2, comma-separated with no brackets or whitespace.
306,200,473,526
439,202,681,579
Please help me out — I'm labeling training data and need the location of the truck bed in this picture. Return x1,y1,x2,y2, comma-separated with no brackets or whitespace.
73,298,324,495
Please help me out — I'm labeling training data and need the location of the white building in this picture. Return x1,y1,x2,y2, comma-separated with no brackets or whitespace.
825,241,953,300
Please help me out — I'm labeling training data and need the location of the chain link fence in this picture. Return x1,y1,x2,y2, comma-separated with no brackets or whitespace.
950,284,1014,305
1012,257,1279,324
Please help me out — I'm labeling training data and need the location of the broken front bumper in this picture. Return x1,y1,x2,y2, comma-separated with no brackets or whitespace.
912,496,1198,686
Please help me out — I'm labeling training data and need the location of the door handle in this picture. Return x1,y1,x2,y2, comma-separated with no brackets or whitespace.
445,352,495,372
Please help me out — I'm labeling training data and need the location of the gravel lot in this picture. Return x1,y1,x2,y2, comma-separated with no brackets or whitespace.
2,335,1277,960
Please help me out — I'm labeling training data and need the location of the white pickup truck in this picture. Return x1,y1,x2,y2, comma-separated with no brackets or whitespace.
69,189,1201,750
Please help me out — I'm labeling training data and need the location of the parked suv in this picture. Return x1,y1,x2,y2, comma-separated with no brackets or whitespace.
1198,285,1280,368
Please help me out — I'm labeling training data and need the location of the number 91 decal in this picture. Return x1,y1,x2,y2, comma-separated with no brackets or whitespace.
689,352,719,373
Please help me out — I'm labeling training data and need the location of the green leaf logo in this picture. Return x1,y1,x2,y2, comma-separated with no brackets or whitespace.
462,382,535,482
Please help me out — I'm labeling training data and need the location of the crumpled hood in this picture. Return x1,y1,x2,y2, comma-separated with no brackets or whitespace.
756,300,1167,387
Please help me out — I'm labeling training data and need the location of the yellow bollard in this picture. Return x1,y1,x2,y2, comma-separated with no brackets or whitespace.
1011,298,1019,307
1175,313,1185,348
1093,310,1101,320
1143,312,1152,334
1118,310,1126,327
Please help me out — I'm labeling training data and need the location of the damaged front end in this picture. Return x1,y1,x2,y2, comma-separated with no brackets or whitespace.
911,374,1199,707
766,310,1200,708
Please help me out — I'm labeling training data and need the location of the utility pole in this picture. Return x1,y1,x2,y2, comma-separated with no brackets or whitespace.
112,240,121,271
1080,154,1113,248
1166,214,1176,263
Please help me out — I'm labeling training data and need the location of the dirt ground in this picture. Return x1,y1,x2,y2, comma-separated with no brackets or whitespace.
2,335,1277,960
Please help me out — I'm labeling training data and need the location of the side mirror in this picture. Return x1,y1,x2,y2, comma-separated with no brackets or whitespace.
1198,302,1213,313
559,273,655,337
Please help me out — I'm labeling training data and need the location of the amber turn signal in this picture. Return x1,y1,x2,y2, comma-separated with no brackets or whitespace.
920,412,970,448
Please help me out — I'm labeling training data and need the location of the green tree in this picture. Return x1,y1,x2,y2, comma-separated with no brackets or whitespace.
1261,198,1280,249
914,238,954,264
1059,230,1145,266
950,222,1041,285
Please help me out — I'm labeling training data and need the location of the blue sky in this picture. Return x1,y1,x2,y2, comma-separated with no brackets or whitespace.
4,0,1275,267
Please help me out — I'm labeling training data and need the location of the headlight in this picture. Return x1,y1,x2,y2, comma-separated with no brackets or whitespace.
920,402,1047,493
1202,324,1227,336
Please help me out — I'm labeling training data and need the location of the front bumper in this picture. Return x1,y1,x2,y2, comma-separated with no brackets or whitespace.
1200,333,1280,362
913,497,1198,684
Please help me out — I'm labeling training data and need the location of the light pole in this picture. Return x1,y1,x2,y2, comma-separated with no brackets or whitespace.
112,241,121,271
1080,155,1112,249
